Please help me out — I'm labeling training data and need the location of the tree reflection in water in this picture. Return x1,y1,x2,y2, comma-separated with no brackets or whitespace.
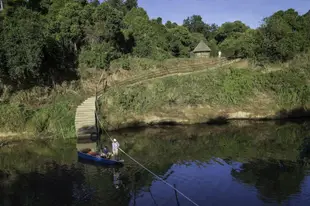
2,122,310,205
0,161,133,206
231,159,306,204
0,162,82,206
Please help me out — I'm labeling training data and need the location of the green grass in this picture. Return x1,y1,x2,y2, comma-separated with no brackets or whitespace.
0,83,86,138
103,67,310,114
101,55,310,128
109,56,219,72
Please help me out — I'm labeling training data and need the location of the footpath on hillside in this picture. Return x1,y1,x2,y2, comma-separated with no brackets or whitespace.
104,58,240,90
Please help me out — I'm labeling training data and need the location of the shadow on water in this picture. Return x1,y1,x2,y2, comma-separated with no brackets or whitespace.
203,107,310,126
276,107,310,119
274,107,310,125
205,116,229,125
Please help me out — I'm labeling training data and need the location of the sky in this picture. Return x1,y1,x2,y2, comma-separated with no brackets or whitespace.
138,0,310,28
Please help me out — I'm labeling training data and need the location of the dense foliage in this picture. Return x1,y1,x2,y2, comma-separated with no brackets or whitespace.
0,0,309,91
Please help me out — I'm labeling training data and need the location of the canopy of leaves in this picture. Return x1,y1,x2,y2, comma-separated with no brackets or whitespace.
1,7,46,87
0,0,310,90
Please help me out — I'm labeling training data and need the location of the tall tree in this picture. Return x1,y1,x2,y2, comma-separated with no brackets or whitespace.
215,21,249,43
1,7,46,87
165,20,178,29
124,0,137,11
183,15,206,34
105,0,123,9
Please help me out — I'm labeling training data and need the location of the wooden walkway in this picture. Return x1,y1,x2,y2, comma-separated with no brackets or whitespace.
75,96,98,145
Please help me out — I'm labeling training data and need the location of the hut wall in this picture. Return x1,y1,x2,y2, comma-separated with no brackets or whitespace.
195,52,210,58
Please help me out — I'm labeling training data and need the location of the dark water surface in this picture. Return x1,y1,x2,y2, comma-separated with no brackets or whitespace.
1,121,310,206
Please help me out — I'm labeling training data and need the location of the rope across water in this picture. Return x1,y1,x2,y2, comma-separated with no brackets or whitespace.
95,114,200,206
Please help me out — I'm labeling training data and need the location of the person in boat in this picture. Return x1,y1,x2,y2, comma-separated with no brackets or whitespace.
112,139,120,160
87,148,100,157
101,146,111,159
103,146,109,154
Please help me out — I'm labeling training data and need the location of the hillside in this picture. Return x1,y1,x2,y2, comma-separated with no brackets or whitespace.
100,55,310,130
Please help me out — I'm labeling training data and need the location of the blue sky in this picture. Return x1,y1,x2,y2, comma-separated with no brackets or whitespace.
138,0,310,28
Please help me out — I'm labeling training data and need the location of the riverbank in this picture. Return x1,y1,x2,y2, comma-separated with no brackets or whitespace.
0,73,103,139
100,55,310,130
1,54,309,138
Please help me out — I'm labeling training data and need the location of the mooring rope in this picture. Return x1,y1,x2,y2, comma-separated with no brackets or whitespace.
95,115,199,206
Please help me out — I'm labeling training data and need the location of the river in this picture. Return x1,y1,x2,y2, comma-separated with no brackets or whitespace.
1,121,310,206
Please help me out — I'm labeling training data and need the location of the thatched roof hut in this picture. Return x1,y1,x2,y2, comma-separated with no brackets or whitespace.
192,40,211,58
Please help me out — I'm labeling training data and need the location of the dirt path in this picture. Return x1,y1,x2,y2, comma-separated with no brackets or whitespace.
0,132,22,137
123,59,241,87
106,58,241,88
0,132,32,140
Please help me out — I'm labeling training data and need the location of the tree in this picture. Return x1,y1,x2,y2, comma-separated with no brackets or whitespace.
1,7,46,87
92,2,124,42
105,0,123,9
215,21,249,44
1,0,310,91
122,7,170,58
183,15,206,34
124,0,137,11
204,23,218,40
79,2,124,69
165,20,178,29
50,1,87,51
167,26,196,57
89,0,100,7
258,9,305,62
153,17,162,25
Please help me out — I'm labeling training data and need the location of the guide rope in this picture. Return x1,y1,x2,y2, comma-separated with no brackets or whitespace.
96,115,199,206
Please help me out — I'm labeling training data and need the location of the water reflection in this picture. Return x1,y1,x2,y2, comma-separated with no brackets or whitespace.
0,163,81,206
1,122,310,205
114,168,123,189
231,159,306,204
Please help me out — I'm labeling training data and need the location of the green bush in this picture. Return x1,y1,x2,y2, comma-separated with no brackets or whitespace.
79,43,121,70
258,69,310,108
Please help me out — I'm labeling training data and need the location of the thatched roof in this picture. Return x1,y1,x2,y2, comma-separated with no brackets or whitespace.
193,40,211,53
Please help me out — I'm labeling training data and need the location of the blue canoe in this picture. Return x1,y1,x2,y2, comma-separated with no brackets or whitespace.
77,151,124,165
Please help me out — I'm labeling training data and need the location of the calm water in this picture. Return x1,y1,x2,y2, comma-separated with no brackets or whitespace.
1,121,310,206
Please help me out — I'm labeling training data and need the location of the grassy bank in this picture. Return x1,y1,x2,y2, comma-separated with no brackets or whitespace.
1,53,309,137
0,81,90,139
101,54,310,130
0,67,109,139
